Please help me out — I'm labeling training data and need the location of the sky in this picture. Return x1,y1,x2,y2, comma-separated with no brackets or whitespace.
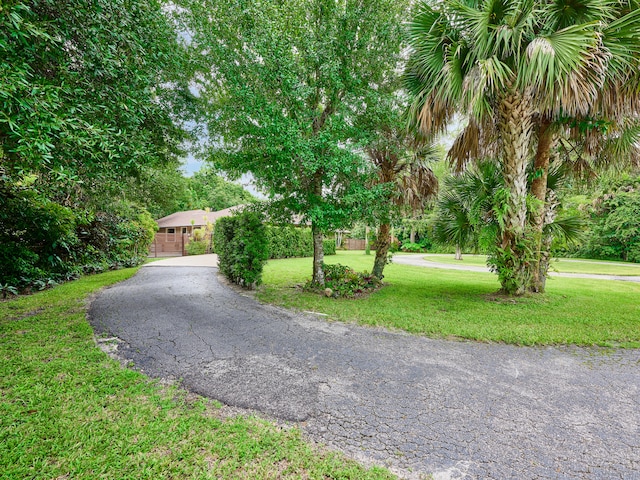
181,152,203,176
181,153,266,199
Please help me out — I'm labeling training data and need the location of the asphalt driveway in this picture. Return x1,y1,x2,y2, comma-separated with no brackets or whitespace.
89,260,640,479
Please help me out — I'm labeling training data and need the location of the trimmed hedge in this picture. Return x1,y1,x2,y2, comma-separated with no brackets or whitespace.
266,226,336,259
323,239,336,256
214,210,269,288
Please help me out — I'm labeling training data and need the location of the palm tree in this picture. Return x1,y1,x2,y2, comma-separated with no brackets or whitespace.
432,159,584,290
368,140,439,279
433,161,503,259
406,0,640,294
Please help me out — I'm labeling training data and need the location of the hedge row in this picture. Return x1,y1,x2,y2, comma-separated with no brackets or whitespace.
266,226,335,259
0,185,156,290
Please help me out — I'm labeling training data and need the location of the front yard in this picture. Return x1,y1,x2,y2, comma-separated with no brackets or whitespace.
258,251,640,347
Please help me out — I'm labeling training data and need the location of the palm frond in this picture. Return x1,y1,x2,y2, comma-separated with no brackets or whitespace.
598,121,640,170
602,6,640,75
597,79,640,120
447,116,499,172
543,0,618,30
544,215,586,245
522,23,601,96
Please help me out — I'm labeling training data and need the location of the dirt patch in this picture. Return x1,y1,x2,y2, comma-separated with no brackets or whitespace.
7,308,45,322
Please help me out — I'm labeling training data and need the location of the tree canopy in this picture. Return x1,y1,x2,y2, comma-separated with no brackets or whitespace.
1,0,194,202
180,0,409,284
0,0,193,289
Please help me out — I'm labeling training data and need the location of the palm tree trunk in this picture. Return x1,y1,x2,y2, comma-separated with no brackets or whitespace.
372,223,391,279
455,244,462,260
529,118,554,292
495,88,534,295
537,189,560,292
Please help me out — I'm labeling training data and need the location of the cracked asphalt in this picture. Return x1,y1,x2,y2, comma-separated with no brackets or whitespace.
88,263,640,479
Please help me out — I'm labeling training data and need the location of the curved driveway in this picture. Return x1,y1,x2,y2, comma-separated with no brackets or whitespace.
89,260,640,479
393,254,640,282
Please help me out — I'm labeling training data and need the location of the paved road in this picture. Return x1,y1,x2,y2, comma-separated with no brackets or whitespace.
89,263,640,479
393,254,640,282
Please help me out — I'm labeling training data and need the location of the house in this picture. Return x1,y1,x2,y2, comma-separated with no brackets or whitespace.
150,206,242,257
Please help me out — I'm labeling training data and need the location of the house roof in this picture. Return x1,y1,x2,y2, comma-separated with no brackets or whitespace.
156,206,243,228
156,205,310,229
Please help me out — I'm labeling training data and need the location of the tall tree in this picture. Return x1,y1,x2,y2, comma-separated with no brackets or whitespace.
181,0,407,285
1,0,192,286
353,70,440,279
406,0,640,295
364,129,439,278
181,167,255,213
1,0,193,204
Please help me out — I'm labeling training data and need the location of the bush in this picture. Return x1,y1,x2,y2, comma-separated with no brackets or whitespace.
77,201,157,270
0,186,80,288
214,210,269,288
305,263,381,298
186,227,212,255
1,174,155,292
186,240,208,256
266,225,313,258
400,242,424,253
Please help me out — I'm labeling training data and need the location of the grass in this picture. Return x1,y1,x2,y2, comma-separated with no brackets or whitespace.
419,253,640,276
0,269,394,480
258,251,640,347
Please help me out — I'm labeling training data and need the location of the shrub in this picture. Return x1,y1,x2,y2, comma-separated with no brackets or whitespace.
77,201,157,270
214,210,268,288
400,242,424,253
186,240,208,256
305,263,381,298
187,227,212,255
1,172,156,292
0,186,80,288
266,225,313,258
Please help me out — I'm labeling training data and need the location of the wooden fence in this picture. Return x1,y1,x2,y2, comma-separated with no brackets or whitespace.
343,238,367,250
149,233,189,257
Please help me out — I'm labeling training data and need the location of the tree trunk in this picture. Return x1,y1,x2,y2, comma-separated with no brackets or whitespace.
312,222,325,286
409,228,416,244
310,169,325,286
495,88,534,295
455,244,462,261
529,118,554,293
365,225,370,255
372,223,391,279
536,189,559,293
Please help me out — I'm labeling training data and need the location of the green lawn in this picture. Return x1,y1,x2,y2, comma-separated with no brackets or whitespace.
258,251,640,347
0,269,394,480
419,253,640,276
